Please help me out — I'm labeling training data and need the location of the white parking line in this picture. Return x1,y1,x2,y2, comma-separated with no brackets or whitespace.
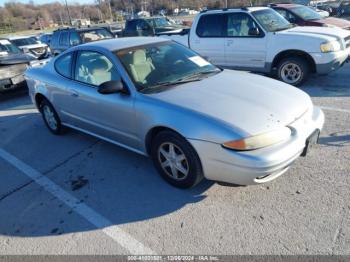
319,106,350,114
0,148,155,255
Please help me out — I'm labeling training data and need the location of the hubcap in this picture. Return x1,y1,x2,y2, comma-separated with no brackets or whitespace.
43,105,57,130
280,63,302,84
158,142,189,181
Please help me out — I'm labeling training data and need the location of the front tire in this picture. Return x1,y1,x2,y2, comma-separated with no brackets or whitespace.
276,57,309,86
40,99,64,135
151,130,203,188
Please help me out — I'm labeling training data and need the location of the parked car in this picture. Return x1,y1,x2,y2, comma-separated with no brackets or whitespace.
50,27,114,56
0,38,37,92
8,36,50,60
160,7,350,86
25,37,324,188
39,33,53,45
123,16,189,37
309,6,330,18
270,4,350,29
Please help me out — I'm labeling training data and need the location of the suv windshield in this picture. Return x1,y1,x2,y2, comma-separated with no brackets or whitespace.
0,40,21,54
152,17,173,27
11,37,38,46
291,6,322,20
253,9,293,32
116,42,220,93
79,28,113,43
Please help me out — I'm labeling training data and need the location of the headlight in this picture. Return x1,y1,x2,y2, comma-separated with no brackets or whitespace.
222,127,292,151
320,41,341,52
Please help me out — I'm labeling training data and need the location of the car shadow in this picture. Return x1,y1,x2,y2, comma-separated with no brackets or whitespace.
318,131,350,147
0,112,215,238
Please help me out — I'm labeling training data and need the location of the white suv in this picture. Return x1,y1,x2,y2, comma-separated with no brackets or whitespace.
163,7,350,85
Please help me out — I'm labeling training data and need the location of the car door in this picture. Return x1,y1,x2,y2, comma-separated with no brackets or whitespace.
190,13,226,66
62,50,139,150
224,12,267,70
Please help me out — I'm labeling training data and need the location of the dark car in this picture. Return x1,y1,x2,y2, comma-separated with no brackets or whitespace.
123,17,188,37
270,3,350,30
0,39,37,92
50,27,114,56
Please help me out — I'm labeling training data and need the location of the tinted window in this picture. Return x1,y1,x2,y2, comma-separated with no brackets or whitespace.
126,20,138,30
75,51,121,86
196,14,225,37
79,29,113,43
55,53,72,78
226,13,260,37
70,32,81,45
51,32,60,47
59,32,69,46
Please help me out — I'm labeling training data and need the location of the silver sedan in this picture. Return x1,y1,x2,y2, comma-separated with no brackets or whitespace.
25,37,324,188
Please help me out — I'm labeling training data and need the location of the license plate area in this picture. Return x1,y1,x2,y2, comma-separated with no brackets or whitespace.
301,129,320,157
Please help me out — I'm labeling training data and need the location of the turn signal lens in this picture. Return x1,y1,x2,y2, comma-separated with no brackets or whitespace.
222,127,292,151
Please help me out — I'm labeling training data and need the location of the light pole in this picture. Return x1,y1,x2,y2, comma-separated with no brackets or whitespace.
64,0,72,26
225,0,228,8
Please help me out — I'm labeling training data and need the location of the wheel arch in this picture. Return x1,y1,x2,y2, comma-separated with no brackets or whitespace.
272,50,316,73
34,93,48,112
145,126,186,155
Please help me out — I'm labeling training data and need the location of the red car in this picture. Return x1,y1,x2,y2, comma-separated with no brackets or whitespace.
270,3,350,30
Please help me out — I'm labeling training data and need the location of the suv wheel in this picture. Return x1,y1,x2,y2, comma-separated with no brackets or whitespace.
151,130,203,188
277,57,309,86
40,99,64,135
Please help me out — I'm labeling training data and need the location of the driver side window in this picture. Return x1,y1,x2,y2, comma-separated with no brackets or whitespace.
74,51,121,86
226,13,260,37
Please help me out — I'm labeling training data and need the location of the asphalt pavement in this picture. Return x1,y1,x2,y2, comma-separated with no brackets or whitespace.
0,63,349,255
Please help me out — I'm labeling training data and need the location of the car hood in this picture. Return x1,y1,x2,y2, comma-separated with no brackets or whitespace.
0,52,36,65
320,17,350,29
18,43,48,49
149,70,313,136
284,26,350,40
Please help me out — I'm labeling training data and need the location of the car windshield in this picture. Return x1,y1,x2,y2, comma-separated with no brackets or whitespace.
116,42,221,93
291,6,323,20
252,9,293,32
79,28,113,43
152,17,173,27
12,37,38,46
0,40,21,54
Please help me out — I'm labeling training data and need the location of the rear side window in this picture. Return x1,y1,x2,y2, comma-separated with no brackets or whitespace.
196,14,225,37
126,20,138,30
59,32,69,46
55,53,72,78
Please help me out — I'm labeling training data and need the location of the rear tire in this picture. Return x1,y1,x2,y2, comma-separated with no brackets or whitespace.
151,130,203,188
40,99,65,135
276,57,309,86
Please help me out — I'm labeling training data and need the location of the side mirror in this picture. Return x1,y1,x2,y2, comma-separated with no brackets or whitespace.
248,28,260,36
97,80,125,95
71,40,81,46
22,47,30,53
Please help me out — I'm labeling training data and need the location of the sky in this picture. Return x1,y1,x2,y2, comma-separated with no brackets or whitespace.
0,0,95,7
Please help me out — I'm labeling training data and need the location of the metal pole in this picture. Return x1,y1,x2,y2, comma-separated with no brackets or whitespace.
225,0,228,8
64,0,72,26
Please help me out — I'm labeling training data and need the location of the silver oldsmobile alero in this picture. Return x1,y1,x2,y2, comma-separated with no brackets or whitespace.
25,37,324,188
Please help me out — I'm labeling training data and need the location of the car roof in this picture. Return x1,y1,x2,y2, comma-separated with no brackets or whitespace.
270,3,301,8
201,6,269,14
77,37,170,51
8,35,33,40
54,27,109,33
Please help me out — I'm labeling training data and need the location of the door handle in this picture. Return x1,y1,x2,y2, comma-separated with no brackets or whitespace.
68,89,79,97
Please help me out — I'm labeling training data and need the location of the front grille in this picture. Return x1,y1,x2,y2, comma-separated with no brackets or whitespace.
31,47,46,54
0,63,27,79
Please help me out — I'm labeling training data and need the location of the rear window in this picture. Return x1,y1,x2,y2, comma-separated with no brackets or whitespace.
55,52,72,78
196,14,225,37
79,28,113,43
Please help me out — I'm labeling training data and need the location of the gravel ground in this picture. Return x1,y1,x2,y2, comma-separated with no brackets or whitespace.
0,63,349,255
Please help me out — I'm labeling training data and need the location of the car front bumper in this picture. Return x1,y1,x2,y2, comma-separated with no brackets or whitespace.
189,106,325,185
313,48,350,74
